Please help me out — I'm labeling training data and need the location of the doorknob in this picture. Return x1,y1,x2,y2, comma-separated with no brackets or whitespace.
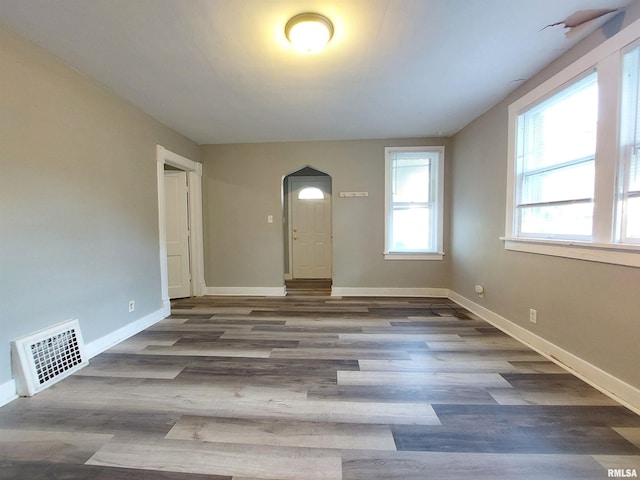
293,235,298,240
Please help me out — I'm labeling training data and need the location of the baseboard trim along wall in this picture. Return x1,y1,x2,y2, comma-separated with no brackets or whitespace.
84,308,166,359
205,286,287,296
1,308,167,406
0,379,18,408
332,287,449,297
162,298,171,318
3,289,638,415
448,290,640,416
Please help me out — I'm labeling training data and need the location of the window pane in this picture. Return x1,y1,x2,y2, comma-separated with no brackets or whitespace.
392,155,431,203
622,47,640,177
385,147,443,256
521,160,594,204
391,205,431,251
298,186,324,200
626,197,640,238
519,72,598,172
630,149,640,192
516,71,597,239
519,202,593,237
621,46,640,242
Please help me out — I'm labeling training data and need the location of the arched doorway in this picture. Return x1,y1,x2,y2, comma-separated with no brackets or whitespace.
282,167,333,286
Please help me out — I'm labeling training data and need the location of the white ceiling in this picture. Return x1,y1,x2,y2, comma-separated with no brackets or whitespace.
0,0,634,144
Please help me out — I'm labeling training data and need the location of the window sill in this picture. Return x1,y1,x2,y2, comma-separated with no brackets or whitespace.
501,237,640,268
384,252,444,261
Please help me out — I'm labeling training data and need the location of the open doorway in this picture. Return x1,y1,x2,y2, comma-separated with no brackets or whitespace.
283,167,332,293
156,146,205,315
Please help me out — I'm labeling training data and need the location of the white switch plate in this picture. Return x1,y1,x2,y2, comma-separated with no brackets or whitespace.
267,215,273,224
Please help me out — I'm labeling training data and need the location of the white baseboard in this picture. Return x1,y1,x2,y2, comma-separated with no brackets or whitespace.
5,289,636,416
332,287,449,297
0,309,166,406
195,281,207,297
205,286,286,297
448,290,640,416
0,379,17,407
161,298,171,317
84,308,166,359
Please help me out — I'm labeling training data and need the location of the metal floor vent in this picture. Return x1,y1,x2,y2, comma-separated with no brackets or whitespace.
12,319,88,396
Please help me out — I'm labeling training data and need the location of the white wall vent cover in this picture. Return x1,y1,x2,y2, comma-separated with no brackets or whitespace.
11,319,88,396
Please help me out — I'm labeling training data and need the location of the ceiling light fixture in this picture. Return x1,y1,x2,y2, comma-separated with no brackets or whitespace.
285,12,334,54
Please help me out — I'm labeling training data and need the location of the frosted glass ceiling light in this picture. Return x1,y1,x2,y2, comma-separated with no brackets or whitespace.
285,13,334,54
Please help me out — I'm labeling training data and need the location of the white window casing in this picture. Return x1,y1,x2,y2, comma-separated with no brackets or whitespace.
619,41,640,244
384,146,445,260
514,70,598,241
504,16,640,268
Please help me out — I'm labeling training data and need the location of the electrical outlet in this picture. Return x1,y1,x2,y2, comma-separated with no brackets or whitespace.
529,308,537,324
128,300,135,313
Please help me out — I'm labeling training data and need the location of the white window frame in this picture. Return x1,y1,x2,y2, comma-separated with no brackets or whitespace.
384,146,445,260
618,40,640,244
513,70,598,241
504,16,640,268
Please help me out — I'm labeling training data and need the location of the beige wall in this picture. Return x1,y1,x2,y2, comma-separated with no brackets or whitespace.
201,138,452,290
0,25,199,386
4,1,639,402
450,8,640,389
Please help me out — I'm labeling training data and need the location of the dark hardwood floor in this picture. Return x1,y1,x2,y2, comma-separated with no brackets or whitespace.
285,279,332,296
1,295,639,479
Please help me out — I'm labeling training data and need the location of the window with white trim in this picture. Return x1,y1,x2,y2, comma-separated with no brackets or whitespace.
384,146,444,260
619,44,640,243
504,18,640,268
514,71,598,240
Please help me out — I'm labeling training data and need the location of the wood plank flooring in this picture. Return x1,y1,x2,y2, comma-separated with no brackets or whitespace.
1,295,639,479
285,279,332,296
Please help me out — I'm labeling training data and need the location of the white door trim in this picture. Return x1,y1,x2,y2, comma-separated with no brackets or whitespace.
156,145,205,315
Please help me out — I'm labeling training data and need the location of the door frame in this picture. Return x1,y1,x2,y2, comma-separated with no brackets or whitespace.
284,172,333,280
156,145,205,315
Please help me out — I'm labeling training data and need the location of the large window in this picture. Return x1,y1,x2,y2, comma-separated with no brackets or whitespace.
515,71,598,240
505,18,640,268
619,44,640,243
384,146,444,260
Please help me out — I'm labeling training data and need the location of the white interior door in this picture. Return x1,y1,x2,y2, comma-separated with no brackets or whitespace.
291,178,332,279
164,170,191,298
